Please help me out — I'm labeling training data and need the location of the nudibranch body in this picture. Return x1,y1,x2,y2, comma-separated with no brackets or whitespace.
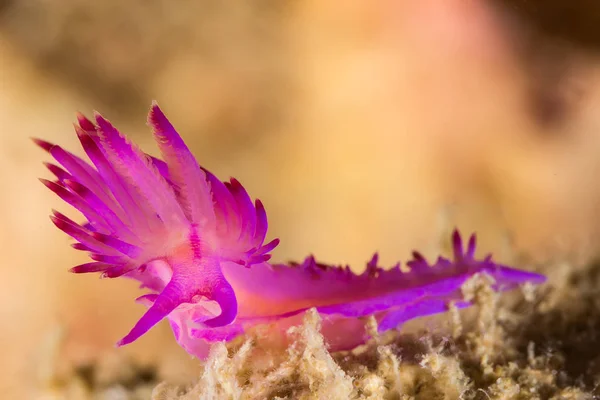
37,103,545,358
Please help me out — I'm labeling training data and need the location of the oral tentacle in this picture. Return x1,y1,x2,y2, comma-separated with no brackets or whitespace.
118,246,237,346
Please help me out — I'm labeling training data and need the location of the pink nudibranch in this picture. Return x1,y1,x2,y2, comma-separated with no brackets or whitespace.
37,103,545,358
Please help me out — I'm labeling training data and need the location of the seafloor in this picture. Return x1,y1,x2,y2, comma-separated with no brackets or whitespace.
38,258,600,400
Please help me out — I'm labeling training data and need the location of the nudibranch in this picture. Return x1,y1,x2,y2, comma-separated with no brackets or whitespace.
36,103,545,358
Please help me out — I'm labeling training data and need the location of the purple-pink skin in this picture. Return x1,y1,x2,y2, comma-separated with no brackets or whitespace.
36,103,546,358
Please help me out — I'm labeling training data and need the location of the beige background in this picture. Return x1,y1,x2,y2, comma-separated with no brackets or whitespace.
2,0,600,397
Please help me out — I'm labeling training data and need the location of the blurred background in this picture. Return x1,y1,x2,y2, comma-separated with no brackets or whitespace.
3,0,600,397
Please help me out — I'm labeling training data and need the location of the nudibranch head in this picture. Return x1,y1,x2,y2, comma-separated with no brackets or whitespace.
38,103,545,358
36,103,278,348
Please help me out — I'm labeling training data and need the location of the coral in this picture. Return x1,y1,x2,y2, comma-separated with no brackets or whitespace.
36,260,600,399
145,269,598,399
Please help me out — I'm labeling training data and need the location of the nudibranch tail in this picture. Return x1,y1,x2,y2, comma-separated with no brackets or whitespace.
38,103,545,359
213,229,545,351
